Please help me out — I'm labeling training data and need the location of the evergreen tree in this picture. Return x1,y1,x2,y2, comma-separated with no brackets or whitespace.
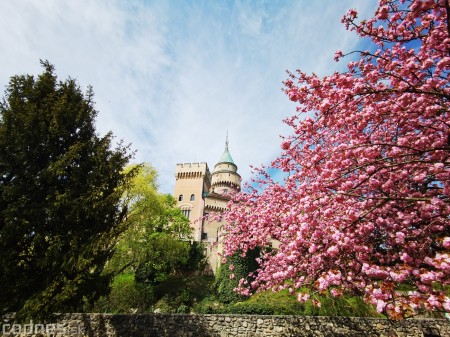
0,61,135,319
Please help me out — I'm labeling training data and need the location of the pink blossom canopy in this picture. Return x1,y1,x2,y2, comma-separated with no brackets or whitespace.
223,0,450,319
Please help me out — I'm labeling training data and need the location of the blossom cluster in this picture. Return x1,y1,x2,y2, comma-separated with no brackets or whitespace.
223,0,450,319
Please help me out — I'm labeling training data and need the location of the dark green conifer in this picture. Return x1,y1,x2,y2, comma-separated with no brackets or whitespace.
0,61,134,320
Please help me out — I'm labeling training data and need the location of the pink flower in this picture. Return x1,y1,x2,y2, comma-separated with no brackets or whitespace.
327,246,339,257
443,238,450,249
297,293,310,302
376,300,386,313
281,140,291,150
334,50,343,61
312,299,321,308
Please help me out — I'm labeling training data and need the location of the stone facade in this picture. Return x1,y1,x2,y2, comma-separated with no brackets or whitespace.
2,314,449,337
173,162,211,242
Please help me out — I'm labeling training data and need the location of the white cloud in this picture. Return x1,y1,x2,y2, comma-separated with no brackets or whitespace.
0,0,377,194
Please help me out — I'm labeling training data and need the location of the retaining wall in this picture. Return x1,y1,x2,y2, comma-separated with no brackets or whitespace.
2,313,450,337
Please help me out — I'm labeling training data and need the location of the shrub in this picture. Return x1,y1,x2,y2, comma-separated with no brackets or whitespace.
215,248,261,303
92,273,154,313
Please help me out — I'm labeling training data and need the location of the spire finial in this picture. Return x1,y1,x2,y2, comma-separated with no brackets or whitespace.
225,130,229,151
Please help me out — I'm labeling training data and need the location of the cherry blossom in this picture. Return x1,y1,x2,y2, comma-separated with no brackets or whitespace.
223,0,450,319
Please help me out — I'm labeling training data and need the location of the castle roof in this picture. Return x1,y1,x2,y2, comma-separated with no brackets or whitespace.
218,147,234,164
217,132,235,164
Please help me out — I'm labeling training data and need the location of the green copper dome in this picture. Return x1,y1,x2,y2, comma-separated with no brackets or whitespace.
217,132,235,164
218,147,235,164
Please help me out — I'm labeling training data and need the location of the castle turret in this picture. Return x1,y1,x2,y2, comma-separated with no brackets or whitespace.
210,135,241,195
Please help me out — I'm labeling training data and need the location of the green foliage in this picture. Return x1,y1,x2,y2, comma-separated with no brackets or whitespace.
222,302,276,315
107,163,193,278
231,290,306,315
175,304,190,314
152,275,215,313
302,292,379,317
134,234,190,286
0,61,134,320
178,241,209,274
96,164,207,312
134,240,208,288
194,290,303,315
215,248,261,303
194,289,380,317
93,269,379,317
92,273,154,313
94,274,215,314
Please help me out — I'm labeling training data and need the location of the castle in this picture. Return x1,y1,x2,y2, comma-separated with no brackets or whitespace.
173,137,241,272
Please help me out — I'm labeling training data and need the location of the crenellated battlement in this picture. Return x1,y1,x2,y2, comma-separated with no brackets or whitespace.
175,162,208,169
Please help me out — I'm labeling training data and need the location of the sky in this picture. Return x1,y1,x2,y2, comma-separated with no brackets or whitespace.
0,0,376,194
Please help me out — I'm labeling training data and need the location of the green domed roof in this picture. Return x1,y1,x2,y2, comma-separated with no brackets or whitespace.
218,147,234,164
217,132,236,165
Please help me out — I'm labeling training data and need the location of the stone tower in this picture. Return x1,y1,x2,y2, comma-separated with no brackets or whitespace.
173,135,241,257
173,162,211,241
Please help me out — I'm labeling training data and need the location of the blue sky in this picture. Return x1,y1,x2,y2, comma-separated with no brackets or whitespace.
0,0,376,193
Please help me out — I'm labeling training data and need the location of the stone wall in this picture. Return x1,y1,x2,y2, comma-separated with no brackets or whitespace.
2,313,450,337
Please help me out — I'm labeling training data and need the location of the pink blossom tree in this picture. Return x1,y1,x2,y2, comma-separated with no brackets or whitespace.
223,0,450,319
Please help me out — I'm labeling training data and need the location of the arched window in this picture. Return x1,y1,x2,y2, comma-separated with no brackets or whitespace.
178,194,183,201
190,194,195,201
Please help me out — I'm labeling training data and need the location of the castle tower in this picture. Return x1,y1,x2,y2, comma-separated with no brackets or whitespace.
173,162,211,241
210,134,241,195
202,136,241,242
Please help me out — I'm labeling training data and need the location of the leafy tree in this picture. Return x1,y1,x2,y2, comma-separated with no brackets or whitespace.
106,163,194,285
223,0,450,319
0,62,135,319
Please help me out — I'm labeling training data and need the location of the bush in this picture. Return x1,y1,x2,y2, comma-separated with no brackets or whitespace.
241,290,305,315
151,275,215,313
92,273,154,313
193,288,380,317
222,302,275,315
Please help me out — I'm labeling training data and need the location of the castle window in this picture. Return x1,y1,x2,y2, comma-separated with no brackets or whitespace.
190,194,195,201
178,194,183,201
182,209,191,219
